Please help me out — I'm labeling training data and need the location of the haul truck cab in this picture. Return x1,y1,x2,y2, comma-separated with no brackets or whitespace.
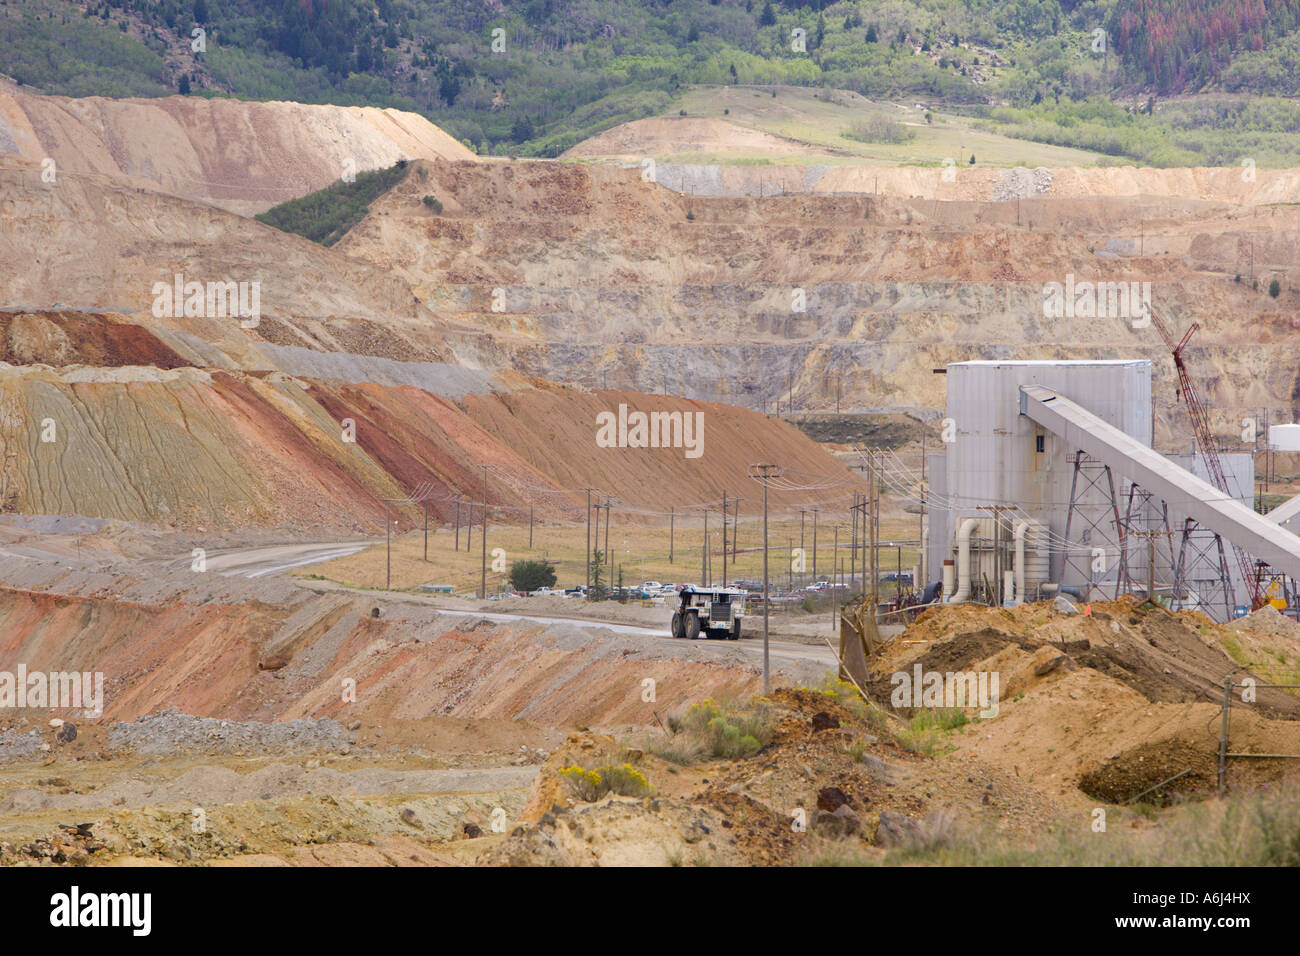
670,586,745,640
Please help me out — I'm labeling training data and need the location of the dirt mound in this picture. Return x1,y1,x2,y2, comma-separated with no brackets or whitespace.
0,582,786,728
1078,739,1218,805
890,599,1300,717
488,684,1069,865
0,88,474,215
0,356,857,529
564,117,838,160
870,599,1300,801
1236,603,1300,640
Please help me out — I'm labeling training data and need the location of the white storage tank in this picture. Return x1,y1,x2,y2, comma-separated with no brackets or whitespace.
1269,424,1300,452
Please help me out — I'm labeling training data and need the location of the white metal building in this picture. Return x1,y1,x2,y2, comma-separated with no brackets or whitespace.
924,360,1263,620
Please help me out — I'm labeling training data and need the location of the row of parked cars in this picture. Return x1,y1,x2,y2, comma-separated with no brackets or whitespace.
503,582,688,601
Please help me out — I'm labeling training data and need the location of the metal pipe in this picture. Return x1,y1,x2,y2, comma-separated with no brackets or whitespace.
1014,520,1029,605
947,518,979,603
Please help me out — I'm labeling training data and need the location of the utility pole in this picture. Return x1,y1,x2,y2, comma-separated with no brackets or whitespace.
585,488,592,592
480,465,488,600
702,508,709,586
849,492,857,594
669,506,674,564
721,491,728,587
832,524,839,626
748,463,781,695
919,434,927,585
423,497,429,562
455,498,461,551
603,497,610,577
872,457,880,603
466,500,472,551
529,504,534,548
867,451,879,604
594,498,603,574
812,508,818,580
1263,408,1271,494
788,537,794,590
799,510,806,583
1148,530,1156,605
385,499,391,590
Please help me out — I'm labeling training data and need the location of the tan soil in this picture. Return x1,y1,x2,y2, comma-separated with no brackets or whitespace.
564,117,841,160
0,84,474,215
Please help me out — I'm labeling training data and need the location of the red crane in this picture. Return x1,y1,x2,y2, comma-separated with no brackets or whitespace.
1149,306,1263,609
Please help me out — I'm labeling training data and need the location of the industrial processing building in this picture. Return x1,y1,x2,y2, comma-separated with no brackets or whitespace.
924,360,1300,621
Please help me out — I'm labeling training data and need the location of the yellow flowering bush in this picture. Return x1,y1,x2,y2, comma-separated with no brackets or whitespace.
559,762,653,801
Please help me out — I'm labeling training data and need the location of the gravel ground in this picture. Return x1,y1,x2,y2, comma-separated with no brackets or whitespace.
108,710,350,756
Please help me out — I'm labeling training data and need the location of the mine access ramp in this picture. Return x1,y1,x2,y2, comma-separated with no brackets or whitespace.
1020,384,1300,580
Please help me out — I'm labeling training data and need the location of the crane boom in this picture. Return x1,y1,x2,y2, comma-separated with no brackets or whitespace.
1149,307,1262,609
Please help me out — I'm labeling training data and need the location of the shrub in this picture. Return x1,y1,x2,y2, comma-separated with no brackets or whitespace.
559,762,653,801
652,697,774,763
898,708,969,755
509,559,556,593
1269,278,1281,297
814,676,891,732
816,777,1300,866
843,116,916,144
422,195,443,213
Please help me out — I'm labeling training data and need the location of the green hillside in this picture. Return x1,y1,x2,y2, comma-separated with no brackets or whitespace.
3,0,1300,166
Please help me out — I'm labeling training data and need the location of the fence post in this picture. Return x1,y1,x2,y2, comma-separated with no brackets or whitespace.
1217,675,1232,796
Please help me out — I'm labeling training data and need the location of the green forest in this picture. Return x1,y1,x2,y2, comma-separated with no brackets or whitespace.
3,0,1300,165
253,161,411,246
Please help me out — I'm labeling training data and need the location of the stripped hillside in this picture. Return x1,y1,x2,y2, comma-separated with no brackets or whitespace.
0,311,860,531
338,156,1300,439
0,81,474,216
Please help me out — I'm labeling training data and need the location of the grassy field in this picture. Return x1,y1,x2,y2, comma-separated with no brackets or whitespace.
298,515,922,597
665,85,1110,168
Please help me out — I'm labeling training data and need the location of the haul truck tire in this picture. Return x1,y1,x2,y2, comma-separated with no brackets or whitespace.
684,612,701,640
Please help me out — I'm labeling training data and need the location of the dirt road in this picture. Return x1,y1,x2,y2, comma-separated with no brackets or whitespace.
293,576,840,670
197,541,371,578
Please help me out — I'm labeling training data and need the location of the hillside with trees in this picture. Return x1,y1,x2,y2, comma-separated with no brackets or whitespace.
4,0,1300,164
